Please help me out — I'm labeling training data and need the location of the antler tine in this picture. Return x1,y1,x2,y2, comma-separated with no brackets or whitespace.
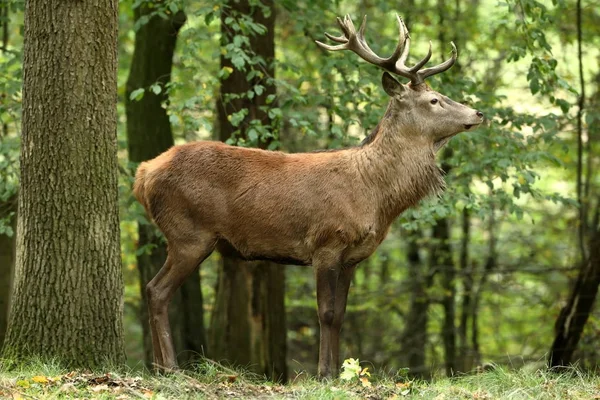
391,16,423,83
396,16,411,67
392,17,457,86
418,41,457,80
324,32,349,44
353,15,392,66
315,40,349,51
408,41,432,73
338,15,354,36
388,15,406,63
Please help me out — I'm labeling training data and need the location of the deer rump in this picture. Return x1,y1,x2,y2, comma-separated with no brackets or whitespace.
134,140,389,269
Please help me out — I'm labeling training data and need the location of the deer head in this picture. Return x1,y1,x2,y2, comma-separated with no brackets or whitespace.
316,15,483,152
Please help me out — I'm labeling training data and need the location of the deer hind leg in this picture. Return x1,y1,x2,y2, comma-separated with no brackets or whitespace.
314,248,342,379
146,233,216,372
331,265,357,373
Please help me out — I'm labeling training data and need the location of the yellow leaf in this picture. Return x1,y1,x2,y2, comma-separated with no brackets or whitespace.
360,377,371,388
32,376,49,384
360,367,371,377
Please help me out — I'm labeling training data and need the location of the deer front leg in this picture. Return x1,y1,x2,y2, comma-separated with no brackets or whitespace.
331,265,357,373
314,249,342,379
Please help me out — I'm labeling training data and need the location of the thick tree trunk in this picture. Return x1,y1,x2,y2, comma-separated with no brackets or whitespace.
2,0,124,366
548,228,600,368
125,5,207,369
0,195,16,348
209,0,287,382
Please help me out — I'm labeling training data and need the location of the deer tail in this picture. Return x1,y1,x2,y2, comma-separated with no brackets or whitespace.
133,162,151,218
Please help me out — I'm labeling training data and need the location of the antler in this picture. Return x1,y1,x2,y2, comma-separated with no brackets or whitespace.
315,14,457,87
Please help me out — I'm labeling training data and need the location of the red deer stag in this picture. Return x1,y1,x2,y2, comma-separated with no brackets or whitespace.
133,14,484,378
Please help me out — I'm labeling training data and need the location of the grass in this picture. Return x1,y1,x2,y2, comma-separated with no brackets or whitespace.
1,358,599,399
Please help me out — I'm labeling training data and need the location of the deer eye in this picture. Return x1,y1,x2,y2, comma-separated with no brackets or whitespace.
430,98,439,105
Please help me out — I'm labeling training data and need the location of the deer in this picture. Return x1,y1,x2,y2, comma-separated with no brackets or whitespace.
133,13,484,379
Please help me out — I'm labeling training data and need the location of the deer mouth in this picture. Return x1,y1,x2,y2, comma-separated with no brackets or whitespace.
464,124,475,130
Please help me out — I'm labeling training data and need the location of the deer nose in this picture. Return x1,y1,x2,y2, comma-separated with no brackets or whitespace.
476,111,484,118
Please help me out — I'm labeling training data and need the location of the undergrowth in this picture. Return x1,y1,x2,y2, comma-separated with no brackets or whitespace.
1,357,599,399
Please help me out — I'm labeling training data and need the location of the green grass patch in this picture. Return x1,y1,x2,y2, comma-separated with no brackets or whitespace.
1,358,599,399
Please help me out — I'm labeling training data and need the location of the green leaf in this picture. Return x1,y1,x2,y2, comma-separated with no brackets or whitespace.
150,84,162,95
247,128,258,142
129,88,145,101
231,55,245,70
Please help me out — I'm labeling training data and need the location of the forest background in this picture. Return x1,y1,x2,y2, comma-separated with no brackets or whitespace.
1,0,600,384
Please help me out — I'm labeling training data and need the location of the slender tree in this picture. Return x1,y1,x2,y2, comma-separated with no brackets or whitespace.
125,3,207,368
209,0,287,382
0,196,16,348
400,233,432,379
2,0,124,366
0,3,15,350
457,208,474,372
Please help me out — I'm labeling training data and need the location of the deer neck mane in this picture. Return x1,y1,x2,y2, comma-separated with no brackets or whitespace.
354,114,445,223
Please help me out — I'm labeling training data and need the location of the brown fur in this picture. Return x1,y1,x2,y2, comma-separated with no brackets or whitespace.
137,73,483,378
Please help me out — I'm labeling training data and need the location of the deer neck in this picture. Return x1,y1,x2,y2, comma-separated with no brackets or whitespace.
354,114,445,224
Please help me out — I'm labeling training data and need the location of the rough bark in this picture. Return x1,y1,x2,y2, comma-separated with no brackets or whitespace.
2,0,124,366
0,195,16,348
209,0,287,382
125,5,207,369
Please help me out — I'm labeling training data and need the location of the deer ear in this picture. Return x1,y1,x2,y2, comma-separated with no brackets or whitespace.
382,72,407,97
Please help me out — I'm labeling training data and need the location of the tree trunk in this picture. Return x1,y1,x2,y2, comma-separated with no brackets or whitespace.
125,5,207,369
2,0,124,366
400,232,432,379
471,201,496,366
432,218,456,377
547,0,600,370
548,227,600,368
457,208,474,372
209,0,287,382
0,195,16,349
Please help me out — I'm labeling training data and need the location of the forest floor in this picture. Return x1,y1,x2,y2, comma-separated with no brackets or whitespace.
1,359,599,399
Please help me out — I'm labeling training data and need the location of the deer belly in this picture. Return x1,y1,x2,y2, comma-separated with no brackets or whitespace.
216,227,311,266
